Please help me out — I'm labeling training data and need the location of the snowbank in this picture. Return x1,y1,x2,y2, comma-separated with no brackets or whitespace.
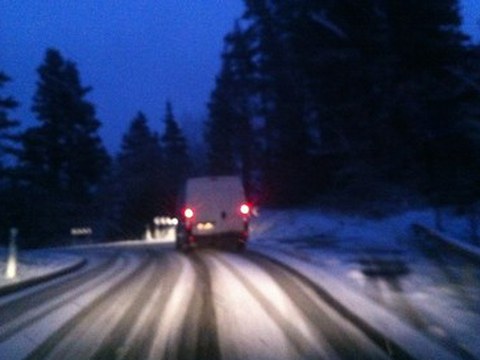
250,208,430,248
0,248,84,291
250,208,480,357
250,207,479,251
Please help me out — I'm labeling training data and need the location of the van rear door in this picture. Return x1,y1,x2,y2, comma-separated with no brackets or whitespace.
184,176,248,237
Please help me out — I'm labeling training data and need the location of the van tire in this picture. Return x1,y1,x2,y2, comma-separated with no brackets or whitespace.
236,241,246,252
176,237,192,253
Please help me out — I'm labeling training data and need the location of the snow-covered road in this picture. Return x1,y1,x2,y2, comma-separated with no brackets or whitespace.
0,208,479,359
0,244,415,359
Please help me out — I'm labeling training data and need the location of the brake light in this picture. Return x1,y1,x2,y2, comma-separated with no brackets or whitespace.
184,208,194,219
240,203,250,215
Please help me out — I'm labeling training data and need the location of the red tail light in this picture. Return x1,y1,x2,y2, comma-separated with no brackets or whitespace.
240,203,250,215
184,207,194,219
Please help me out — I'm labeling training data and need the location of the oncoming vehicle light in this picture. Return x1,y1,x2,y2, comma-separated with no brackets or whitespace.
184,208,194,219
240,203,250,215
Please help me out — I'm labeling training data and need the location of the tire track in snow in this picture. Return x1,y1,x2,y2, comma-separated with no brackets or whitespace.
145,253,197,360
0,252,117,320
91,254,183,360
25,250,156,359
175,253,221,360
246,253,388,359
415,234,480,312
244,251,415,359
2,247,218,360
211,252,388,359
118,254,185,360
0,251,125,342
2,244,447,359
410,238,480,359
205,252,308,360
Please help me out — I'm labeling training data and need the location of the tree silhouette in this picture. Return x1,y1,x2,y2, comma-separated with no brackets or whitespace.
21,48,109,198
16,48,110,245
161,101,189,214
0,70,20,240
205,22,257,196
113,112,164,238
207,0,474,208
0,71,19,182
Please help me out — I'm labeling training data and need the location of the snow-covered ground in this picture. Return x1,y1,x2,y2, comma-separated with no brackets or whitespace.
250,207,477,249
0,207,478,357
0,248,82,289
249,208,480,357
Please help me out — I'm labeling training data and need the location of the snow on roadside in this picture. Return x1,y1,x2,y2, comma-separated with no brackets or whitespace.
251,244,460,360
0,248,82,288
249,208,404,243
250,207,480,357
250,207,477,250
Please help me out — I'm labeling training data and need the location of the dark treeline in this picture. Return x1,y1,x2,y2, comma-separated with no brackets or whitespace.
205,0,480,217
1,0,480,246
0,50,190,246
105,104,190,240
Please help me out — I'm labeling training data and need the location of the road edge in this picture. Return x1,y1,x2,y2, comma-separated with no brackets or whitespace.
412,223,480,262
0,256,87,297
251,245,460,360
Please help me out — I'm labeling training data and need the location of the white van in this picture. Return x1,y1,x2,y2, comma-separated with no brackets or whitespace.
176,176,251,251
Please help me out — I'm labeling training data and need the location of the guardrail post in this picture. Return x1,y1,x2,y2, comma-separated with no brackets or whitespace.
5,228,18,279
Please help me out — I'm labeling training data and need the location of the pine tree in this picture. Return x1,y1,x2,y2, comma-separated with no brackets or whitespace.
205,65,237,176
444,44,480,241
17,49,110,244
0,71,20,239
391,0,471,211
113,112,164,238
387,0,466,72
21,49,109,198
161,101,189,214
0,71,19,181
205,22,257,195
213,0,472,207
243,0,314,204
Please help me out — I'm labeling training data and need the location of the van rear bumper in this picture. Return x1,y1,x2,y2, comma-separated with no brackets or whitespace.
185,230,248,249
193,231,248,243
176,223,248,251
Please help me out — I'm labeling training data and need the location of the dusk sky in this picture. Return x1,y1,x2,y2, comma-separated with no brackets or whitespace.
1,1,479,153
2,1,245,152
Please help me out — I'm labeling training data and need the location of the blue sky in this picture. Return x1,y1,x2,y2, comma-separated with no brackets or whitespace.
2,1,245,151
462,0,480,41
1,1,479,153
